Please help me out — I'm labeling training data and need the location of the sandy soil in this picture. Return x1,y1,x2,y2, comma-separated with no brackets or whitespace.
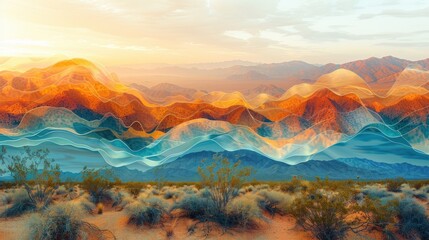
0,204,30,239
0,190,428,240
0,207,394,240
82,210,313,240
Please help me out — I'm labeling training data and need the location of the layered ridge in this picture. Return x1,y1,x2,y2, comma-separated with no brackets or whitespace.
1,58,429,169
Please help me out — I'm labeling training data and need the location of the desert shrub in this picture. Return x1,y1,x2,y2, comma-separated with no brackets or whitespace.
310,178,356,193
28,203,114,240
360,197,399,238
419,185,429,193
110,190,133,210
257,190,294,216
96,203,104,214
225,195,263,229
353,192,364,203
361,185,393,199
409,180,429,190
151,189,160,195
399,183,415,198
0,190,36,217
386,177,406,192
198,188,211,198
179,185,198,195
197,155,256,230
81,167,115,203
1,191,13,205
281,176,308,193
163,190,180,200
413,191,428,200
290,190,365,240
78,197,96,214
243,185,256,193
255,184,270,191
171,194,214,219
66,186,81,200
55,185,68,195
126,196,169,227
198,156,252,214
124,182,144,198
397,198,429,239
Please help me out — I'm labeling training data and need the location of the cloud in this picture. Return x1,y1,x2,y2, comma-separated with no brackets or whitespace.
1,0,429,64
360,6,429,19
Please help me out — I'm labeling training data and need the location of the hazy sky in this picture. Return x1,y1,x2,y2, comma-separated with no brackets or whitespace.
1,0,429,65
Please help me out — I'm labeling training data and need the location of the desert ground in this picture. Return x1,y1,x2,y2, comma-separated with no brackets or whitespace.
1,178,429,240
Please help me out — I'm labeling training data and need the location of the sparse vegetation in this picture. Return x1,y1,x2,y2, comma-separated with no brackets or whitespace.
1,150,429,239
27,203,115,240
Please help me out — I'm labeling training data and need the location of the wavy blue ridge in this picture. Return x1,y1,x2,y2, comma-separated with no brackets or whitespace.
1,104,429,169
1,113,429,168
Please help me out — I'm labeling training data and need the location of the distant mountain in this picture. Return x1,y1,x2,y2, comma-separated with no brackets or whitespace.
336,158,429,179
226,70,271,81
110,56,429,91
181,60,260,69
51,151,429,182
131,82,206,100
243,84,285,97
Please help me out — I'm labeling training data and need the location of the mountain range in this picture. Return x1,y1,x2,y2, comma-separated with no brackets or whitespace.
57,150,429,182
109,56,429,91
0,56,429,180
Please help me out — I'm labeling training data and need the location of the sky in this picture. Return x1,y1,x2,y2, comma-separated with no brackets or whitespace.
1,0,429,65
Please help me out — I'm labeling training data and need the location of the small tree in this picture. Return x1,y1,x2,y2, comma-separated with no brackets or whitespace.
198,155,252,213
81,166,115,203
0,146,60,211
